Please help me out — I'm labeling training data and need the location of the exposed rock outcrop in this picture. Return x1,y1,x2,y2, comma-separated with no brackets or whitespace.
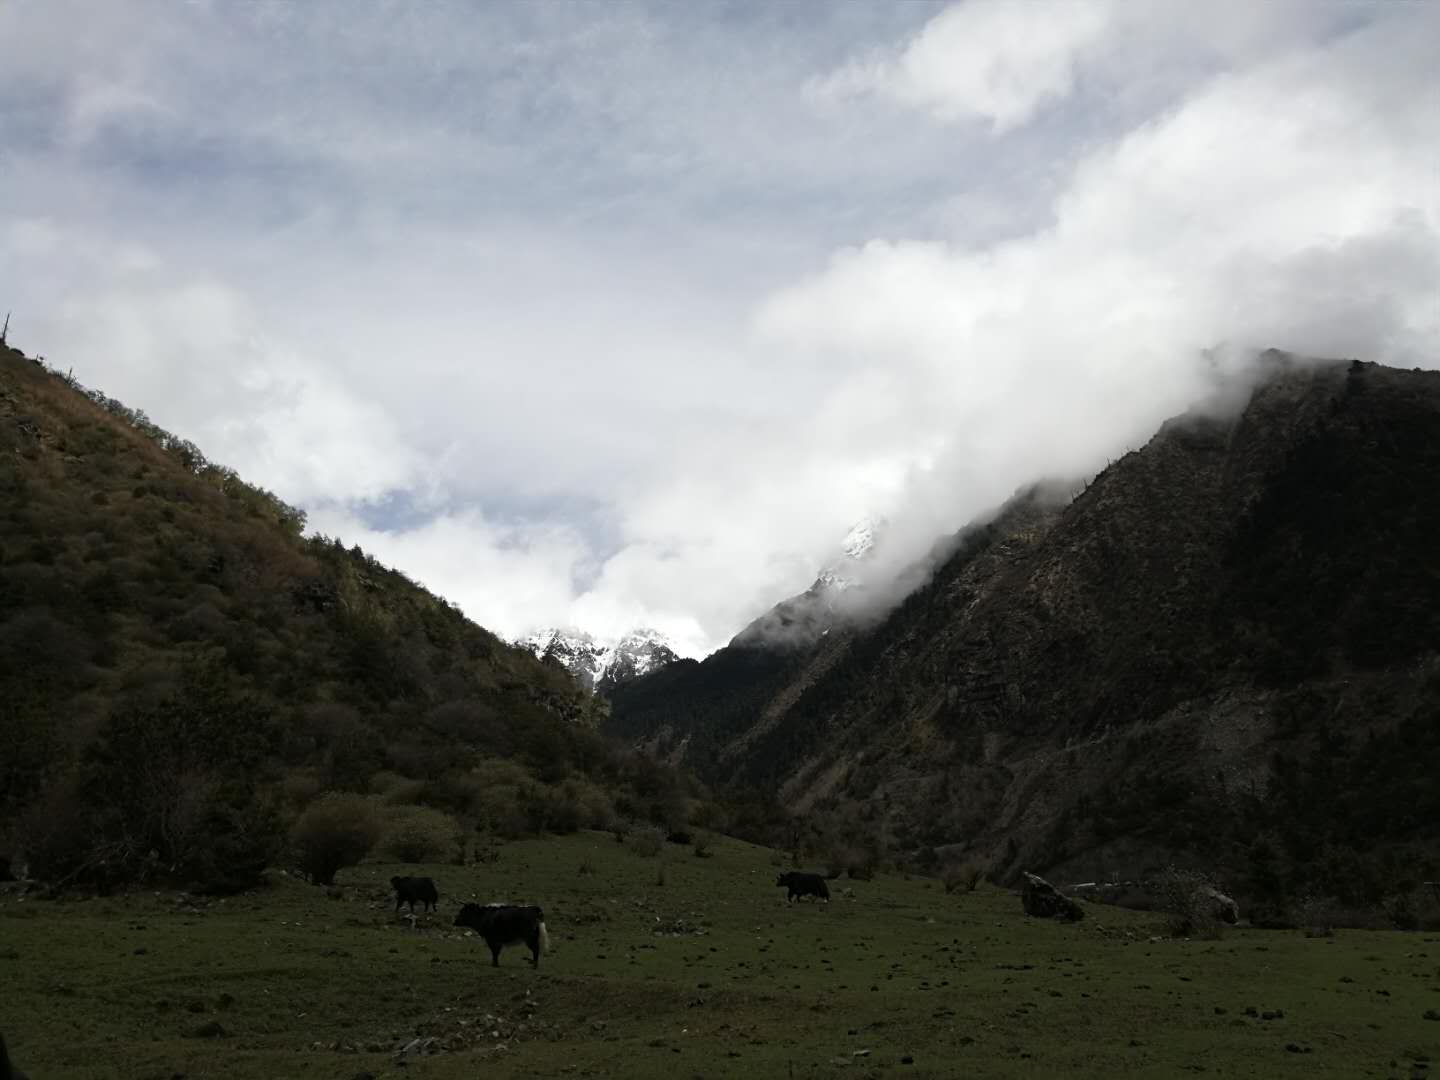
1021,873,1084,922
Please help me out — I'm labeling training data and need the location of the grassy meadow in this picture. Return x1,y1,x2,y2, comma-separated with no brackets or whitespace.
2,832,1437,1079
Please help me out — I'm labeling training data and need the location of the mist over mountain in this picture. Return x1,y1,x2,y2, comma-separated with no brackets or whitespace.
5,4,1435,657
608,353,1440,911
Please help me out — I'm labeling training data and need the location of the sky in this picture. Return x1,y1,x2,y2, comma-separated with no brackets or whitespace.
1,0,1436,657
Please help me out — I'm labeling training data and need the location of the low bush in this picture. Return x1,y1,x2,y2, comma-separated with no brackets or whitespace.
628,824,665,858
379,805,461,863
941,859,984,894
291,792,382,885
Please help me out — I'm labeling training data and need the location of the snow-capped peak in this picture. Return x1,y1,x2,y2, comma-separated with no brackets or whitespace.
840,514,886,560
517,625,679,693
817,513,887,594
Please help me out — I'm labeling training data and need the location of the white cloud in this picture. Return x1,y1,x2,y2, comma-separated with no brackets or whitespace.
761,6,1440,588
1,3,1435,658
813,0,1113,131
307,505,595,642
17,255,425,507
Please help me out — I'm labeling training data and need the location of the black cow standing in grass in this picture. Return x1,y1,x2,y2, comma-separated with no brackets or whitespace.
1,1032,31,1080
391,875,439,914
454,903,549,967
777,871,830,903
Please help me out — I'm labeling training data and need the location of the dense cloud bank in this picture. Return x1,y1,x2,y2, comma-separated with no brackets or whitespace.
1,1,1435,655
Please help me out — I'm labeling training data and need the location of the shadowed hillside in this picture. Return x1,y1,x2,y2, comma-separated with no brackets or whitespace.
0,342,707,890
609,354,1440,919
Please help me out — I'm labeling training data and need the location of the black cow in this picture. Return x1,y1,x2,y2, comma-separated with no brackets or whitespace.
1,1032,31,1080
391,875,439,913
776,871,830,903
454,903,548,967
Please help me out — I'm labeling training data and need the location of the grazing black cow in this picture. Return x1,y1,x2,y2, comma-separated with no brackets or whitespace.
776,871,830,903
1,1032,31,1080
454,903,548,968
391,875,439,914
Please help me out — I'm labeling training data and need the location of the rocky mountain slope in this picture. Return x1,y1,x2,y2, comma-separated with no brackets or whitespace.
608,354,1440,911
518,626,680,694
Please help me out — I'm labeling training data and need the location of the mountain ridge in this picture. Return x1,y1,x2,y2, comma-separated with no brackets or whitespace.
608,353,1440,912
0,340,706,891
518,626,681,694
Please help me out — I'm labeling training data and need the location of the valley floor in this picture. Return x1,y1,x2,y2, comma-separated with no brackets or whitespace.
2,833,1437,1079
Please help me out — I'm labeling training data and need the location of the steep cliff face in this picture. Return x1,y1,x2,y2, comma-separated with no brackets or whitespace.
609,356,1440,899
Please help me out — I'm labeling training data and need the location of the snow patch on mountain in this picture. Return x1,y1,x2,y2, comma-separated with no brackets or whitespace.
519,626,680,693
729,513,890,649
816,513,888,595
840,514,884,560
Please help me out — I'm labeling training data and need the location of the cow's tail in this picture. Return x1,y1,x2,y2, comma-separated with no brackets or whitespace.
538,919,550,958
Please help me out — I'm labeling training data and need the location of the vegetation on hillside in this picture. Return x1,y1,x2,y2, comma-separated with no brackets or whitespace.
0,343,713,892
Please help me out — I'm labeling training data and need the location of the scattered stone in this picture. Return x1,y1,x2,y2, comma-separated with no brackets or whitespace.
396,1036,440,1057
1020,873,1083,922
901,1055,915,1065
1284,1043,1312,1054
1424,1010,1440,1021
1201,886,1240,925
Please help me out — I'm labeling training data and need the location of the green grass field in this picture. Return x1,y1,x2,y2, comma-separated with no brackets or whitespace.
2,833,1436,1079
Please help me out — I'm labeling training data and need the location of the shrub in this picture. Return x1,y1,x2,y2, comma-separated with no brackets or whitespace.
279,770,323,813
693,832,713,858
828,845,878,881
18,775,101,889
379,777,428,807
291,792,382,885
541,786,585,834
628,824,664,858
941,859,984,894
379,805,461,864
25,663,284,893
